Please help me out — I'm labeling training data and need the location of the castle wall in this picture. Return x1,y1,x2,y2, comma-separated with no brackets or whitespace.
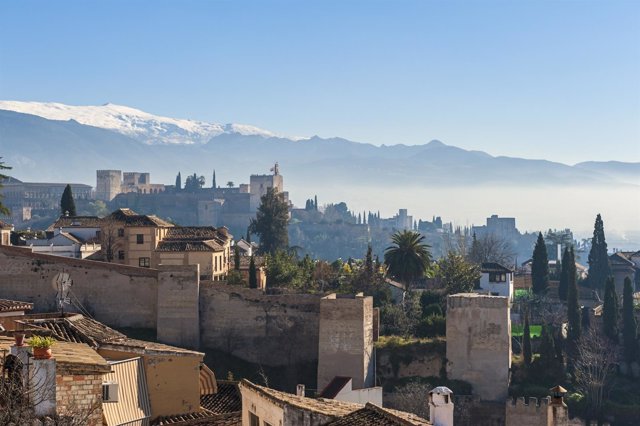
199,283,322,366
316,294,374,391
0,246,158,329
505,397,549,426
157,265,201,349
446,294,511,402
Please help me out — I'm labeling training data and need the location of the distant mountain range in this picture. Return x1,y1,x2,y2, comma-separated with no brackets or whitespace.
0,101,638,193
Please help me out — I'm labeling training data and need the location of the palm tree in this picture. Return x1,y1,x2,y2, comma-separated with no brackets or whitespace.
384,230,432,289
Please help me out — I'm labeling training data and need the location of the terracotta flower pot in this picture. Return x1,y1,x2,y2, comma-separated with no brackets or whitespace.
14,333,25,347
33,347,52,359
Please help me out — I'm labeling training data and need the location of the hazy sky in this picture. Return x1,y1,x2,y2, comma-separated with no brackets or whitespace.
1,0,639,164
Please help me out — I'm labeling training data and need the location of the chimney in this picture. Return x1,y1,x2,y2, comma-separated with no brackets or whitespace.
549,385,570,425
429,386,454,426
296,384,305,397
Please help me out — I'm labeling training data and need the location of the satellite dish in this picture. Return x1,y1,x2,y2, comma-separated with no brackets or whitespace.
52,272,73,308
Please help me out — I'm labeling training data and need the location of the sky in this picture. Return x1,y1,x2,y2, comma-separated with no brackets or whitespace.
1,0,639,164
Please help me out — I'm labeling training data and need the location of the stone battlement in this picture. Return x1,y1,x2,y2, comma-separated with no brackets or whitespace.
509,396,550,409
447,293,509,309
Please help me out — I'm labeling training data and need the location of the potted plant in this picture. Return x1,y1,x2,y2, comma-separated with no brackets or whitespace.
14,332,25,347
28,336,55,359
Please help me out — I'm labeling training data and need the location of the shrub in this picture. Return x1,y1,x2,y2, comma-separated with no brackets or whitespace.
422,303,442,318
28,335,55,349
416,315,446,338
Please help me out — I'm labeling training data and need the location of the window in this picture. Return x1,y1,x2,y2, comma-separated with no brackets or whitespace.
117,228,125,237
136,234,144,244
102,382,119,402
139,257,150,268
118,250,125,260
249,413,259,426
489,273,506,283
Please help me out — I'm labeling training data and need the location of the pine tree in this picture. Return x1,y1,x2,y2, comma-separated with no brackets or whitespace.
248,255,257,289
175,172,182,190
588,214,611,291
538,324,556,369
60,184,77,216
523,311,532,366
567,247,581,341
558,247,570,301
603,277,619,342
531,232,549,295
212,170,216,189
234,245,240,270
623,276,637,363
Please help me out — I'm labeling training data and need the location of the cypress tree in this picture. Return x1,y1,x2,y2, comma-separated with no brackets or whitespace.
567,247,581,341
531,232,549,295
212,170,216,189
60,184,77,216
314,195,318,211
623,276,637,362
538,324,556,369
603,276,619,342
246,227,251,243
234,245,240,270
175,172,182,190
523,311,532,366
365,245,374,278
588,214,611,291
558,247,570,301
248,255,257,289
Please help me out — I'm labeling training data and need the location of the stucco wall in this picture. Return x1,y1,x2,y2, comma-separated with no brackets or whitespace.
157,265,200,349
446,294,511,402
199,283,322,366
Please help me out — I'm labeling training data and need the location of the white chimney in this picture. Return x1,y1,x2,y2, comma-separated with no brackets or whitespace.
296,384,305,397
429,386,454,426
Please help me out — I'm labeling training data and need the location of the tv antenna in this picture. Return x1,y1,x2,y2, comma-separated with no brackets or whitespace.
51,271,73,315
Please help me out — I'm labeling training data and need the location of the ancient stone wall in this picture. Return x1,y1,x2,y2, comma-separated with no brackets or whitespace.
0,246,158,329
199,282,322,366
157,265,200,349
505,397,550,426
376,340,445,381
446,293,511,402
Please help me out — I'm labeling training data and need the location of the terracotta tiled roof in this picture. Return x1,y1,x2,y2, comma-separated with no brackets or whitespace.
157,240,223,252
0,298,33,313
165,227,221,241
239,379,362,417
325,403,431,426
201,382,242,415
108,208,174,227
152,411,240,425
319,376,351,399
47,215,102,231
20,314,203,356
481,262,514,273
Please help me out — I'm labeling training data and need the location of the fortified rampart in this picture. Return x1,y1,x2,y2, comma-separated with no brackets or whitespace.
446,293,511,402
505,397,550,426
0,246,324,367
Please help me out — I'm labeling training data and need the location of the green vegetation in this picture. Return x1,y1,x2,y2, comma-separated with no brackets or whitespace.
531,232,549,295
623,276,637,362
566,246,581,341
250,187,289,254
248,255,257,289
512,324,542,338
522,312,532,366
603,276,619,342
28,335,55,349
587,213,611,290
437,251,480,295
60,184,77,216
0,157,11,216
384,230,432,290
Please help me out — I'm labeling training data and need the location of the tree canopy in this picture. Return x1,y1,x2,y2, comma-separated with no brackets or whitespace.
588,214,611,291
60,184,77,216
566,247,581,342
250,187,289,254
0,157,11,216
603,277,619,342
531,232,549,295
437,251,481,295
384,230,432,288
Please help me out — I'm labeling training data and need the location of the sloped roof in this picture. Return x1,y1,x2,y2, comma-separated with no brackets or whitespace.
165,227,221,241
201,381,242,415
481,262,513,273
108,208,174,227
610,252,637,266
102,358,152,426
324,403,431,426
239,379,362,417
319,376,352,399
20,314,203,356
0,298,33,313
157,240,223,253
0,219,12,229
47,215,102,231
152,411,241,426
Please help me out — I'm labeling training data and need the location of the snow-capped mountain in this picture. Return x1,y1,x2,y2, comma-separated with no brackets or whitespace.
0,100,285,145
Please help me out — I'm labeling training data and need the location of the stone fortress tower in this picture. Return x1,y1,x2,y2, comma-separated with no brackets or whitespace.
96,170,122,202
